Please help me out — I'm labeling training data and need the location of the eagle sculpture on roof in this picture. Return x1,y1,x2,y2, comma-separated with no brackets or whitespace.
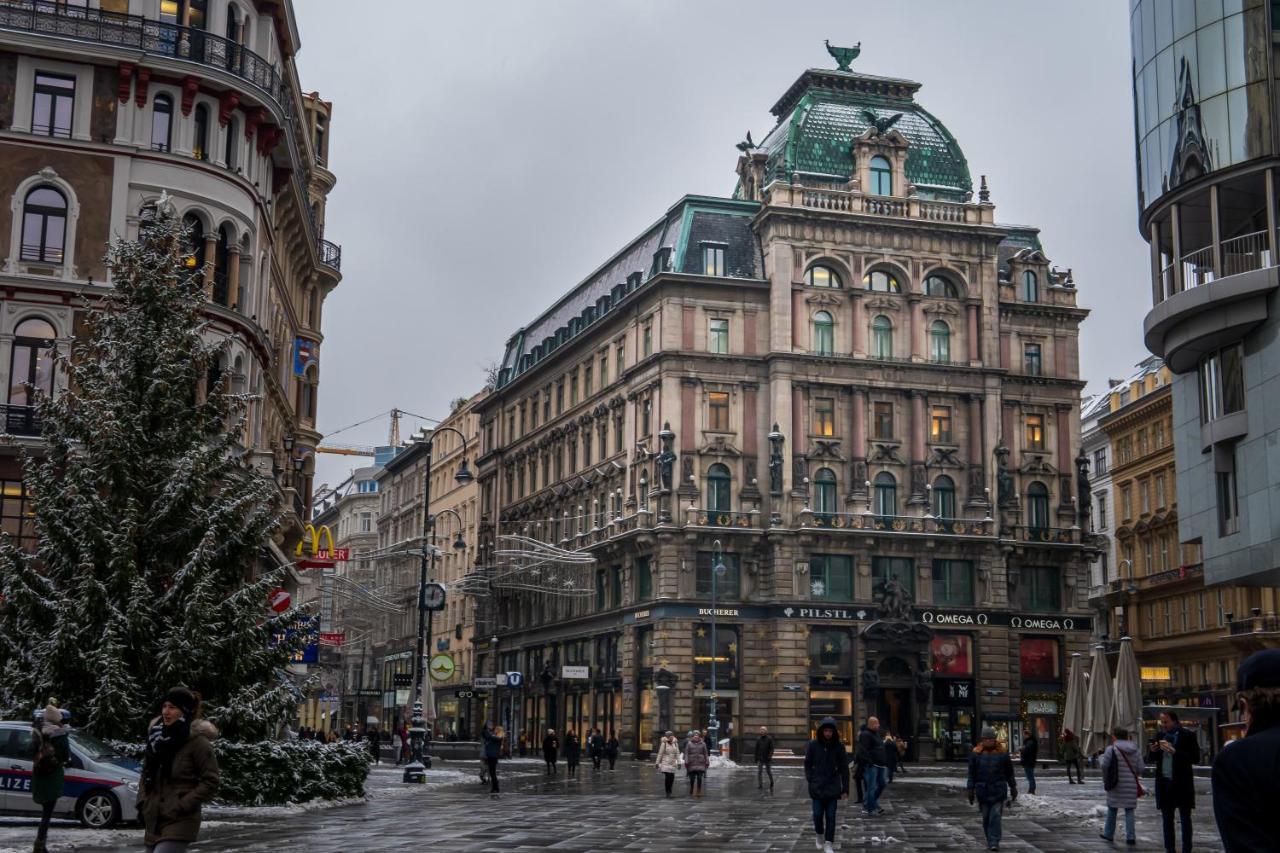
825,40,861,71
861,109,904,135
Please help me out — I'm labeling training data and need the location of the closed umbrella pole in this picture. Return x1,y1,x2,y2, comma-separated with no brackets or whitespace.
1062,652,1087,743
1110,637,1143,749
1082,643,1114,756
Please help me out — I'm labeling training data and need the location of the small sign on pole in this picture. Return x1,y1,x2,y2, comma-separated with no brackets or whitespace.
268,589,291,613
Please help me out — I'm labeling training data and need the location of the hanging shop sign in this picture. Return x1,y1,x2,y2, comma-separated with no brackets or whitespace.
429,654,456,682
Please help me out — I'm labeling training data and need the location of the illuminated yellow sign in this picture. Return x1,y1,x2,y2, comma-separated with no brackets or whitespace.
295,524,334,558
1140,666,1172,682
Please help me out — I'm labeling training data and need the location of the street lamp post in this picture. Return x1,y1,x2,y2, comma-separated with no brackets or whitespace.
403,427,472,784
708,539,727,755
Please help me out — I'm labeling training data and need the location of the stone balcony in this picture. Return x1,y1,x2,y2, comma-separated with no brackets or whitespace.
764,179,995,226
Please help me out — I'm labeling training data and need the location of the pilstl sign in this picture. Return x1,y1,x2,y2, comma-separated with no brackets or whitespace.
295,525,349,569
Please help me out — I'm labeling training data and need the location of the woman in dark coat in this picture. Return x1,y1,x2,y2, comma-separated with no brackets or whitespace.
604,732,619,770
138,687,220,853
563,730,582,777
542,729,559,776
32,702,69,853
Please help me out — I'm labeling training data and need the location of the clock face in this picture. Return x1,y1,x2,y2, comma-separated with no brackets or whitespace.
424,583,446,611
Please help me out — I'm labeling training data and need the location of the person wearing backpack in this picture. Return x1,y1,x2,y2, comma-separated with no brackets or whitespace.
31,702,70,853
1099,726,1146,846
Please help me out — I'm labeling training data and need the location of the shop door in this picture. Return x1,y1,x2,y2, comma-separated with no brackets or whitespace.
877,688,912,752
931,707,975,760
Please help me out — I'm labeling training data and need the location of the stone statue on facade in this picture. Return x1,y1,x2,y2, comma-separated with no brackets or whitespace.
914,667,933,705
656,423,676,492
876,578,913,622
861,661,880,699
768,424,785,496
994,441,1014,506
1075,449,1092,519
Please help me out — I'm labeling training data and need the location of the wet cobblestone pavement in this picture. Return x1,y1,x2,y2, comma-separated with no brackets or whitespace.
0,759,1225,852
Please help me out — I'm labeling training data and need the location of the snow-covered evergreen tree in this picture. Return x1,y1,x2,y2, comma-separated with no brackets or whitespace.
0,200,303,740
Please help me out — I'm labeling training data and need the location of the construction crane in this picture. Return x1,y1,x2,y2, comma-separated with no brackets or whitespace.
316,409,405,457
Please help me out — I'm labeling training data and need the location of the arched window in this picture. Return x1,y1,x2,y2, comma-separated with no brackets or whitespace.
932,475,956,519
1027,481,1050,530
874,472,897,518
224,117,238,169
925,274,959,298
1021,270,1039,302
805,265,841,288
871,315,893,359
182,214,204,272
706,463,731,513
8,317,57,408
225,2,241,40
213,225,231,305
812,310,834,355
814,467,837,515
20,187,67,264
930,320,951,363
863,269,901,293
193,103,210,161
150,94,173,152
869,155,892,196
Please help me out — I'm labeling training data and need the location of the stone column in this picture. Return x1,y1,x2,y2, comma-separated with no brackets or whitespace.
1056,404,1074,516
202,232,216,296
909,391,926,505
791,383,807,497
967,302,980,363
909,295,924,360
850,388,868,500
227,246,241,310
851,291,866,356
742,383,760,506
966,394,985,507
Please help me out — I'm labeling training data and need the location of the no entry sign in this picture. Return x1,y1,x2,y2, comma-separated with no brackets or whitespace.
269,588,291,613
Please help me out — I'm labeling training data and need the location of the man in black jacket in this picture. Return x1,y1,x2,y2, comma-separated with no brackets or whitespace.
1018,728,1038,794
967,726,1016,851
1212,649,1280,853
754,726,775,790
804,717,850,853
856,716,888,815
1147,710,1200,853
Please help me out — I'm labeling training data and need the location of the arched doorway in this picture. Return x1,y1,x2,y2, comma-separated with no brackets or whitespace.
875,656,914,756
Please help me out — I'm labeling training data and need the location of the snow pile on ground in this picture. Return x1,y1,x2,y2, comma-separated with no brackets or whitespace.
709,754,743,770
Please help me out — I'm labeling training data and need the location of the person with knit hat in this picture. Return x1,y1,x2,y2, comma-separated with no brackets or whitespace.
1212,648,1280,852
966,726,1016,851
138,687,219,853
31,700,70,853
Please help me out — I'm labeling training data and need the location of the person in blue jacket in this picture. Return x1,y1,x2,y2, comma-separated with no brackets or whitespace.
481,722,503,796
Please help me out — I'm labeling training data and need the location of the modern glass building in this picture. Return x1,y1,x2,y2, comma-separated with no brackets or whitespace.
1130,0,1280,591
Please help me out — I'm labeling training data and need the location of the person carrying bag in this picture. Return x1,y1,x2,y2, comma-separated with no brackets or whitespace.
1100,726,1146,846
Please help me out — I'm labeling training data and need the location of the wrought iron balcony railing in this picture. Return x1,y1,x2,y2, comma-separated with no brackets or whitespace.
0,1,286,109
685,509,759,529
318,238,342,271
802,510,993,536
1228,614,1280,637
1,404,41,437
1013,525,1078,545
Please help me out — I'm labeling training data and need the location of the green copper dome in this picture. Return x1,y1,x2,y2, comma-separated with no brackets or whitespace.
757,68,973,202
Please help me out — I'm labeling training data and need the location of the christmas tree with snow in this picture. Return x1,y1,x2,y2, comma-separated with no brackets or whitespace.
0,198,303,740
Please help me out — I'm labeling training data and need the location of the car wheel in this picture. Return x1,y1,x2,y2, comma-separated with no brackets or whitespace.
76,789,120,828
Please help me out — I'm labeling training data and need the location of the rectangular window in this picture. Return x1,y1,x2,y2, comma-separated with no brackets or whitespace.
1020,637,1060,680
814,397,835,437
1023,343,1043,376
0,480,36,552
616,342,625,377
596,569,606,610
1180,596,1189,633
930,405,953,444
32,73,75,138
584,365,593,397
1121,485,1132,521
1025,414,1045,451
932,559,974,606
556,381,564,414
1144,539,1154,574
611,565,622,608
599,354,608,387
636,556,652,601
1197,592,1206,630
1094,448,1107,475
1217,465,1239,536
1096,493,1107,530
695,551,740,598
570,370,579,405
708,391,730,432
1140,479,1150,515
1162,599,1172,635
642,323,653,357
1146,603,1156,638
1154,420,1165,449
871,556,914,600
640,399,651,437
1199,344,1245,423
873,402,894,440
1022,565,1061,611
1155,474,1165,508
709,318,729,354
702,245,725,277
809,555,853,601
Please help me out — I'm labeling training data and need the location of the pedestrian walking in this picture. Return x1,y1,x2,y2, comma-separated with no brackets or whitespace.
1212,649,1280,852
518,732,528,757
883,731,899,783
684,730,709,797
564,730,581,778
398,723,411,765
481,722,502,796
856,716,888,815
1099,726,1145,846
1018,728,1038,794
1147,710,1199,853
604,732,619,770
895,736,909,775
589,728,604,770
852,723,867,803
655,731,681,798
31,702,69,853
966,725,1017,852
542,728,559,776
754,725,775,791
366,724,381,764
139,687,219,853
1059,728,1083,783
803,716,850,853
342,725,353,742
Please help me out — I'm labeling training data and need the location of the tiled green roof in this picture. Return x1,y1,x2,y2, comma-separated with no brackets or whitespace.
759,69,973,202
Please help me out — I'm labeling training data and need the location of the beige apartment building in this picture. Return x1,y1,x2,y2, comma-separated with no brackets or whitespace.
473,53,1097,761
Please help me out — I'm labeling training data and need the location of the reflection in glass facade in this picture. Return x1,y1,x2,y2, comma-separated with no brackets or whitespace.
1131,0,1271,210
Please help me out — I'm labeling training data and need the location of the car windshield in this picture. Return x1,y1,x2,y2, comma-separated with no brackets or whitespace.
68,729,123,760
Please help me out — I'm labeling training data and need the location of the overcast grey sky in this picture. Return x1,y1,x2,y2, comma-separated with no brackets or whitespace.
298,0,1148,490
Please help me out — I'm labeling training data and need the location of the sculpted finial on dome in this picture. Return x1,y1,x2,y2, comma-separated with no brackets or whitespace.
824,40,861,72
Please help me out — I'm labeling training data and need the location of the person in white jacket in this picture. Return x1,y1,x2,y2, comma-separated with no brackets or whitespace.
1099,727,1146,846
654,731,682,798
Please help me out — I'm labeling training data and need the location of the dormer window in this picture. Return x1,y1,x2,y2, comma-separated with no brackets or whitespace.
702,244,726,276
1021,270,1039,302
805,264,841,288
869,155,892,196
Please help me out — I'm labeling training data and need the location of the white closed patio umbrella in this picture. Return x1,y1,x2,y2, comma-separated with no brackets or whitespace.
1082,643,1114,756
1062,652,1088,745
1109,637,1144,748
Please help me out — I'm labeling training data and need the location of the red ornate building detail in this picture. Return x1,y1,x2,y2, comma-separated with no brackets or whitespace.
116,62,134,104
217,91,240,127
180,75,200,116
133,67,150,108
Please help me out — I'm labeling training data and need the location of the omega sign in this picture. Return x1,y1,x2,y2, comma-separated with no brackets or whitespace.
1010,616,1076,631
921,611,990,626
918,610,1090,632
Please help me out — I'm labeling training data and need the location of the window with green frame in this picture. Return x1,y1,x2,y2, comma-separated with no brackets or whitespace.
595,568,606,610
636,556,652,601
695,551,740,598
932,559,974,606
871,556,914,599
810,555,854,601
611,565,622,608
1021,565,1061,612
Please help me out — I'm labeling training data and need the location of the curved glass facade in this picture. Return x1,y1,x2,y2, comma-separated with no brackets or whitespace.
1131,0,1271,211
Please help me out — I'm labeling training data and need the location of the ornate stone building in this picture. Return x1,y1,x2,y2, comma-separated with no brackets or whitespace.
0,1,340,571
475,53,1094,761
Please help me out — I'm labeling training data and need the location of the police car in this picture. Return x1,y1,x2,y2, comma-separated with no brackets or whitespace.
0,721,139,827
